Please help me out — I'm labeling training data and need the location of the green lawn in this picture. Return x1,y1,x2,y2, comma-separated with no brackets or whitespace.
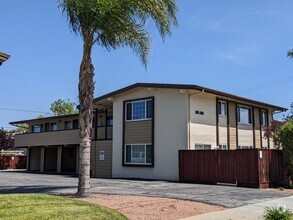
0,194,127,220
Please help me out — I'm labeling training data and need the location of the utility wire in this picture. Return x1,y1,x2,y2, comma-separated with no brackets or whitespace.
0,107,51,114
235,75,293,95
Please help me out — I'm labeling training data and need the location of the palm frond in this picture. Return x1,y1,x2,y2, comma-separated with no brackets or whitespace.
59,0,178,67
288,49,293,58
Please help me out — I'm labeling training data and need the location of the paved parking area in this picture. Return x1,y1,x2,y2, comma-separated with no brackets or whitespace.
0,170,290,208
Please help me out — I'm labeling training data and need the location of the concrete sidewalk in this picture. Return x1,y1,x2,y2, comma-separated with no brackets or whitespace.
183,195,293,220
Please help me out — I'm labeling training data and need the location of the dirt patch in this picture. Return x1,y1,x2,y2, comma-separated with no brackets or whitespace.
78,194,225,220
264,188,293,194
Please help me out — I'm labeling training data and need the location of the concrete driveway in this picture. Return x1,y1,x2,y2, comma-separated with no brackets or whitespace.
0,170,290,208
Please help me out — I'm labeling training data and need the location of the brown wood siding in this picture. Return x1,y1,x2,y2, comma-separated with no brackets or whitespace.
229,102,237,149
97,127,105,139
124,120,152,144
91,141,112,178
90,142,96,174
97,127,113,140
254,108,261,148
107,127,113,139
14,130,80,147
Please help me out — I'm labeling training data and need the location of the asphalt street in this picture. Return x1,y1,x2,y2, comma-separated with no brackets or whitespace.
0,170,290,208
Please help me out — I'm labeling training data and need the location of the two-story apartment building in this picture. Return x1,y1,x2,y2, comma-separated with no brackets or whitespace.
10,83,287,181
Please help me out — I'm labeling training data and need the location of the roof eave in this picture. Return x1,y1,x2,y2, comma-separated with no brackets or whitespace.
9,113,79,125
94,83,287,112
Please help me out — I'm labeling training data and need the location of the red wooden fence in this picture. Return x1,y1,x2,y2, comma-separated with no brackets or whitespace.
0,156,27,170
179,149,283,188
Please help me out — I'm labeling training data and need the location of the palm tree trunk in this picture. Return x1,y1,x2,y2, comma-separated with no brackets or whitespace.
77,32,94,197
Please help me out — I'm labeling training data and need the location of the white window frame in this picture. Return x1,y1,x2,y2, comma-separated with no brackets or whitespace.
50,122,58,131
125,99,152,122
32,125,41,133
64,120,73,130
219,144,228,150
124,144,152,165
238,145,253,149
218,101,227,116
194,144,212,150
261,110,267,126
238,105,252,125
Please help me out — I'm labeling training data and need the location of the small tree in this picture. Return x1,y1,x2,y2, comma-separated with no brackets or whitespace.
277,120,293,185
284,102,293,122
9,124,28,134
263,120,283,147
50,99,78,116
0,128,14,150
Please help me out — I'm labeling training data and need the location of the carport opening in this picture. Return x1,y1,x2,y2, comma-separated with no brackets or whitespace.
44,147,57,172
62,146,76,174
29,147,41,171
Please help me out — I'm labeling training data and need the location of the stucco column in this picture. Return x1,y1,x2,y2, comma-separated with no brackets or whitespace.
76,146,79,174
57,146,62,173
40,146,45,173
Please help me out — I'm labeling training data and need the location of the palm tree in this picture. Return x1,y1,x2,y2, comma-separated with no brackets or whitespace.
59,0,178,197
288,49,293,58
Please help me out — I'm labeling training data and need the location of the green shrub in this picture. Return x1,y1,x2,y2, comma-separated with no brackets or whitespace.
277,120,293,185
263,206,292,220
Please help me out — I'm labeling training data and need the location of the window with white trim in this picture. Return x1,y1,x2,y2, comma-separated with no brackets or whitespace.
50,122,58,131
260,110,267,126
218,101,227,116
194,144,211,150
125,144,153,165
32,125,41,133
64,121,72,130
237,106,252,124
107,116,113,126
238,146,253,149
126,99,153,121
219,144,228,150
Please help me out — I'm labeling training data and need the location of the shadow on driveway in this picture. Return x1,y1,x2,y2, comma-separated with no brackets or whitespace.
0,185,77,194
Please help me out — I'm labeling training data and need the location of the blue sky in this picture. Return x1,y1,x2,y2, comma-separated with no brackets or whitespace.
1,0,293,129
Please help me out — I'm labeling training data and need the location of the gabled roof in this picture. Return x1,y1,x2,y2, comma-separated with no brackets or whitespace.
9,83,287,125
94,83,287,111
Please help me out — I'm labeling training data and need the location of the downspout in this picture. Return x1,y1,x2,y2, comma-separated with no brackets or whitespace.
187,89,204,149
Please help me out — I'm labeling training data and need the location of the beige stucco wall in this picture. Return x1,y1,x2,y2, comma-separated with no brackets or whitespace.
219,125,228,146
189,93,217,149
111,88,188,181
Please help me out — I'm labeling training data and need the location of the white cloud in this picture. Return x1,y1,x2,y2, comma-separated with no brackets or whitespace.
217,53,245,65
189,17,242,33
216,46,262,65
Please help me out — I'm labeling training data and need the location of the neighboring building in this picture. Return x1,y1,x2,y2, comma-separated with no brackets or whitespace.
10,83,287,181
0,52,10,65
